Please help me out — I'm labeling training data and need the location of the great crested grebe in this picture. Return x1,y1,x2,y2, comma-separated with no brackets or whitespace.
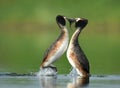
40,15,69,70
67,18,90,77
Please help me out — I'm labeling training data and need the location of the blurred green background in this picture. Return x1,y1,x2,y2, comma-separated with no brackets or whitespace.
0,0,120,75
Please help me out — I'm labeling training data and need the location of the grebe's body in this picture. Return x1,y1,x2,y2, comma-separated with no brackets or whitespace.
40,15,69,69
67,18,90,77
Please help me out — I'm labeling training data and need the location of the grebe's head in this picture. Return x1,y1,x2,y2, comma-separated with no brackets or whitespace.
56,15,76,28
75,18,88,30
66,17,76,27
56,15,66,28
65,17,88,30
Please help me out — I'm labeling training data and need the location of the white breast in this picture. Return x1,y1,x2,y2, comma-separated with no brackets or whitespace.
51,36,68,61
67,45,76,68
44,33,69,67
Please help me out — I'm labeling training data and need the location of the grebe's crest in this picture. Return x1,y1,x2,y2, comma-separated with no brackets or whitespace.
56,15,66,26
75,18,88,29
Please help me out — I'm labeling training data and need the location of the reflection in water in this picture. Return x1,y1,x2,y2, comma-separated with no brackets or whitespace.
67,76,89,88
38,76,57,88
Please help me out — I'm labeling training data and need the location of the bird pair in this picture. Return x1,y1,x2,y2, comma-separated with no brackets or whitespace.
39,15,90,77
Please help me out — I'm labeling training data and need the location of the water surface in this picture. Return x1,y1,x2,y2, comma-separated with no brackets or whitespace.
0,73,120,88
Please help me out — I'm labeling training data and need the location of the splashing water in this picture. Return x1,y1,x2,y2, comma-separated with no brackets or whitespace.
68,68,78,76
37,67,57,76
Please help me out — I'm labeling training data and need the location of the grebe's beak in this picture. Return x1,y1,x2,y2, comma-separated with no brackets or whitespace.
65,17,76,28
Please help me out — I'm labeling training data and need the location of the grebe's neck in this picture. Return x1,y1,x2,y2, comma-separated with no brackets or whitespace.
62,26,68,33
70,28,80,45
59,26,69,38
